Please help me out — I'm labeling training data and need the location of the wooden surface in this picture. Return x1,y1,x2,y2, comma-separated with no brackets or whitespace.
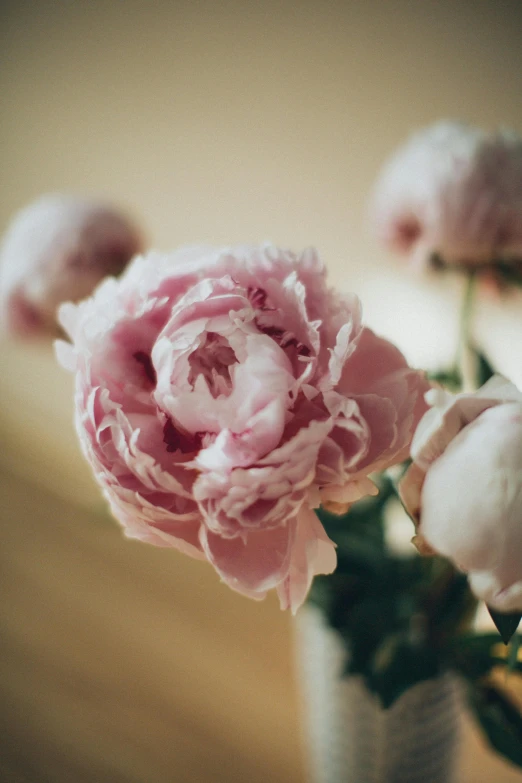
1,2,522,780
0,465,302,783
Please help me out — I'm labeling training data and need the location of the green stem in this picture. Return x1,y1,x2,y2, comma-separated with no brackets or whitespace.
454,271,478,392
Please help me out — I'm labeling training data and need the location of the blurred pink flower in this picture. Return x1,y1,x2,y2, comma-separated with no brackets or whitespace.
0,194,143,337
400,376,522,611
57,244,428,611
372,121,522,272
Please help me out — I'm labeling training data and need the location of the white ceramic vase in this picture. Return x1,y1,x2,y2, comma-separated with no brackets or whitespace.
295,605,461,783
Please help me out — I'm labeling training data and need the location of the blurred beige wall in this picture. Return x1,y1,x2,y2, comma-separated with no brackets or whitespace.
2,0,522,274
1,3,522,782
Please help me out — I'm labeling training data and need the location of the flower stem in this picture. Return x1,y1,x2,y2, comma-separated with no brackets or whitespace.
455,271,477,392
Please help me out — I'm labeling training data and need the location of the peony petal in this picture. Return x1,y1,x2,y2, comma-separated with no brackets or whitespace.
54,337,77,371
115,501,204,559
468,573,522,613
277,505,337,614
200,520,297,595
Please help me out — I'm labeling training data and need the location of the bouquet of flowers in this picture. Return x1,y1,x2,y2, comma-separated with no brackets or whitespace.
2,120,521,782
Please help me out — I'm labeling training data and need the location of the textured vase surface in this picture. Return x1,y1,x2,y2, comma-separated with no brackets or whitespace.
295,605,461,783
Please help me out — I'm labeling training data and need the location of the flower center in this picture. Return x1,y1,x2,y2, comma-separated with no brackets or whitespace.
163,418,208,453
248,286,310,359
395,217,422,249
133,350,156,385
188,332,238,397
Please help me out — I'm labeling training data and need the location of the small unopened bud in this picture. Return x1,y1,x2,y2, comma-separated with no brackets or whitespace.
0,194,144,338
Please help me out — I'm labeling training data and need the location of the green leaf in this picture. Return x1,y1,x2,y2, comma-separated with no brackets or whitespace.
508,635,521,673
471,346,496,386
425,568,476,637
487,606,522,645
468,682,522,768
449,633,522,682
306,577,333,615
427,367,462,391
340,593,399,676
365,634,440,708
495,261,522,289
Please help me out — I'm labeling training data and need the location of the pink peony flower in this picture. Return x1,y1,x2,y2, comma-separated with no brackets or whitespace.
372,121,522,272
0,194,144,337
400,376,522,611
57,244,428,612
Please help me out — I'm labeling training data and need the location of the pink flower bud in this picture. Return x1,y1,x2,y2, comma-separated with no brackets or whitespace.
0,194,144,337
372,121,522,275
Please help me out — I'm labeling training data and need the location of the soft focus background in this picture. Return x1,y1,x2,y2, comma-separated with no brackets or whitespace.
1,1,522,781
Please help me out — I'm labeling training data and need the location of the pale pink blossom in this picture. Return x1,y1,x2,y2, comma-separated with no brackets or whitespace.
57,244,428,612
0,194,143,337
400,376,522,611
372,121,522,270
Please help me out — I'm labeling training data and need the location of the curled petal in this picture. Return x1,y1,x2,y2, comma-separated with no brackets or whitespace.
194,418,333,538
411,375,522,470
112,495,204,559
